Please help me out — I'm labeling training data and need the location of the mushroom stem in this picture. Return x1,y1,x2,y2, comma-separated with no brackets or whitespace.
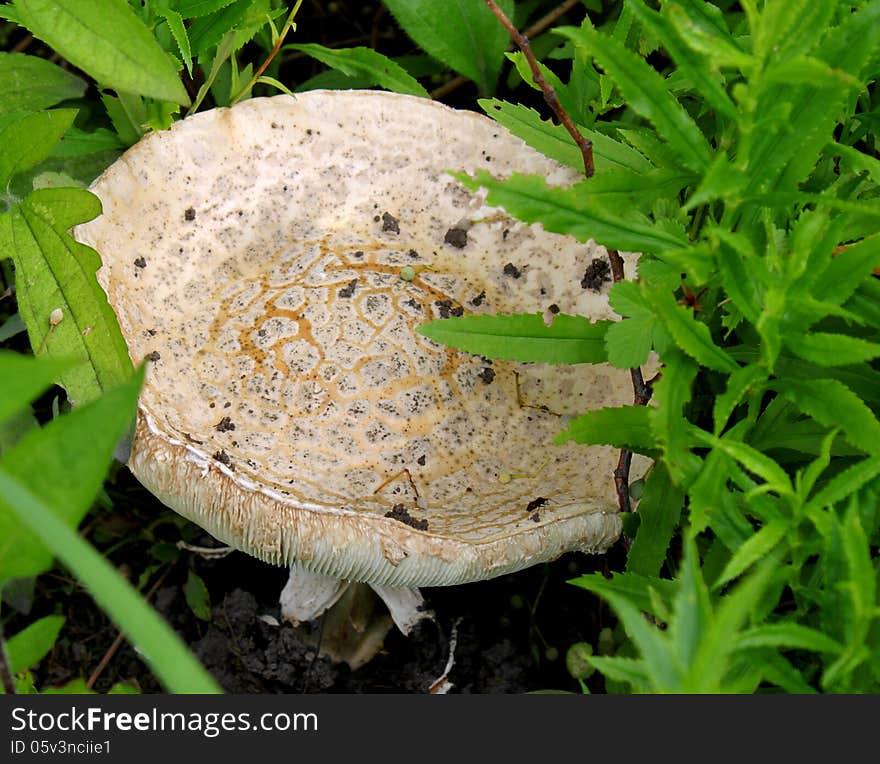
280,563,349,624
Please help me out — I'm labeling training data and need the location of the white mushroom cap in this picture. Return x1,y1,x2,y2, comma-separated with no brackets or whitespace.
74,91,647,588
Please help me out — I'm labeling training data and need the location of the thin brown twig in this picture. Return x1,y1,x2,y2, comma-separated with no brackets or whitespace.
486,2,651,514
11,33,33,53
86,560,177,690
484,0,594,177
431,0,582,99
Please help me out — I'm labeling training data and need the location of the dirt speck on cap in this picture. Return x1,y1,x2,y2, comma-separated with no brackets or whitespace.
184,207,196,221
338,278,358,299
382,212,400,234
581,258,611,291
503,263,521,279
384,503,429,531
444,226,468,248
215,417,236,433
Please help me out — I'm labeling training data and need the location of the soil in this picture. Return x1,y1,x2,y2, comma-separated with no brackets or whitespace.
18,468,625,695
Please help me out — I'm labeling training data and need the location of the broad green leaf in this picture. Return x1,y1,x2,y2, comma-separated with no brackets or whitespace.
417,313,610,364
569,570,676,616
455,171,689,254
51,126,125,158
0,473,220,693
11,0,189,105
1,188,133,405
736,622,842,655
557,23,712,172
0,351,75,426
604,314,655,369
626,463,684,578
627,0,738,122
0,109,77,190
183,570,212,621
5,615,65,673
775,378,880,456
714,519,789,589
786,332,880,367
647,290,738,373
0,370,142,583
555,405,655,452
382,0,514,94
284,44,428,98
0,53,86,115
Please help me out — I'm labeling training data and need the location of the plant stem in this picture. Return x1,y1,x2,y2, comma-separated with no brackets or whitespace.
486,1,651,513
230,0,304,107
0,620,17,695
485,0,594,177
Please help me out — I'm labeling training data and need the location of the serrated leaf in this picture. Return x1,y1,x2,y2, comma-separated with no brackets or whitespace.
663,1,752,71
817,235,880,307
647,290,738,372
0,369,142,583
284,44,428,97
626,463,684,577
1,189,134,405
5,615,65,672
627,0,738,122
650,350,700,485
160,8,192,75
775,378,880,456
188,0,250,57
176,0,236,17
0,53,87,115
604,316,655,369
693,428,793,495
764,55,862,90
556,405,655,451
736,622,842,654
417,313,610,364
713,363,766,434
0,352,76,427
807,456,880,515
11,0,189,105
714,519,789,589
0,109,77,189
569,570,676,615
556,23,712,172
455,171,688,254
786,332,880,367
383,0,513,94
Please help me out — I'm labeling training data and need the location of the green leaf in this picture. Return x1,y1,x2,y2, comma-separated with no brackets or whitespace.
0,351,75,427
11,0,189,105
5,615,65,673
0,369,142,583
0,473,220,693
663,1,752,71
0,109,77,189
382,0,514,94
626,463,684,578
775,378,880,456
627,0,738,122
556,405,655,452
786,331,880,367
649,350,699,485
693,429,793,496
736,623,842,655
556,23,712,172
647,291,738,373
714,519,789,589
160,9,192,75
176,0,236,18
713,363,766,435
51,126,125,158
284,44,428,98
1,188,133,405
455,171,689,254
188,0,250,57
604,315,656,369
417,313,610,364
817,236,880,307
0,53,87,115
183,570,212,621
806,456,880,513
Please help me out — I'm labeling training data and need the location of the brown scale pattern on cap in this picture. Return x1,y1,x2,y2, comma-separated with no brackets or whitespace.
74,92,650,583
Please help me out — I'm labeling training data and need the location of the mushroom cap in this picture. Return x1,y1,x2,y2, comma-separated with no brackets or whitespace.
74,91,648,587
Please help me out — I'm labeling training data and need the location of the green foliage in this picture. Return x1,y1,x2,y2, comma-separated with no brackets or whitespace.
430,0,880,693
382,0,515,94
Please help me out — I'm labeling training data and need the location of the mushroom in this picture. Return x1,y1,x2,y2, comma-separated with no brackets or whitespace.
73,91,649,664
